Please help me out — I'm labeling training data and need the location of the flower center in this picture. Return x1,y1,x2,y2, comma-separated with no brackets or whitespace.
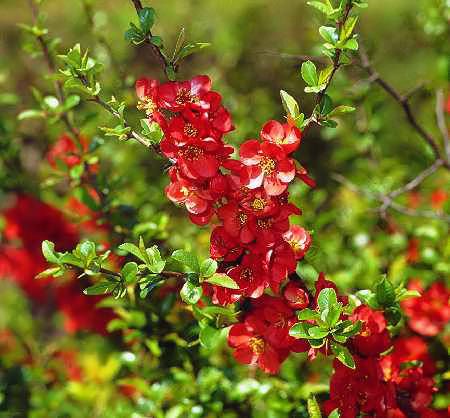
248,337,265,355
175,88,199,105
238,212,248,225
250,198,267,211
240,267,253,280
183,123,198,137
259,156,276,175
256,218,273,229
181,145,203,161
136,97,157,116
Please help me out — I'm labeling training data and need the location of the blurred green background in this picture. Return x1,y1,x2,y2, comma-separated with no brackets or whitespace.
0,0,448,417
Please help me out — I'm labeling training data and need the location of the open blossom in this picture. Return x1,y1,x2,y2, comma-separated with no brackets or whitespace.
401,279,450,337
239,140,296,196
260,120,302,154
228,295,307,374
283,280,310,310
283,225,312,259
47,133,88,168
349,305,391,357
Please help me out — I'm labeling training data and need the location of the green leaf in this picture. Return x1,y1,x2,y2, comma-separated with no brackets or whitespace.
18,109,45,120
175,42,211,62
146,245,166,274
396,289,421,302
200,258,217,278
138,7,156,34
280,90,301,120
343,38,359,50
59,253,84,268
199,325,221,349
121,262,138,284
307,395,322,418
35,267,62,279
331,343,355,369
171,249,200,273
180,281,203,304
317,288,338,312
301,60,319,86
355,289,379,309
310,338,325,348
341,16,358,41
297,308,319,320
318,65,334,85
324,303,342,326
63,94,80,110
150,36,163,48
329,408,341,418
329,105,356,116
118,243,146,263
83,281,116,295
307,1,332,15
319,26,338,44
289,322,311,339
376,277,396,306
204,273,239,289
308,326,329,339
42,241,59,264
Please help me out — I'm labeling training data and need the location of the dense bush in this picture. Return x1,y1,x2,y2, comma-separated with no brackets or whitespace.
0,0,449,417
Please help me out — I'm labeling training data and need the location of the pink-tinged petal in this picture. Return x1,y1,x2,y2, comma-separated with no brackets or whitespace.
189,207,213,226
239,140,262,165
165,182,188,204
264,176,288,196
185,194,208,214
135,77,157,100
228,323,252,347
242,166,264,189
283,125,302,153
260,120,284,142
234,346,257,366
277,159,296,183
200,136,221,152
258,345,281,374
190,75,212,95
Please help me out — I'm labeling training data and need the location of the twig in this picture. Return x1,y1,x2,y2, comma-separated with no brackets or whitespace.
129,0,169,77
436,89,449,162
99,267,184,280
358,45,447,166
257,51,327,64
332,173,450,222
28,0,80,141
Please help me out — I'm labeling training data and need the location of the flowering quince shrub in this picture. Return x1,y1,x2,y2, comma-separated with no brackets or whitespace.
1,0,450,417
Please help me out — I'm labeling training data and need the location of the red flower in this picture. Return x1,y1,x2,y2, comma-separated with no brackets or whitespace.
228,314,288,374
283,281,310,310
430,188,447,210
209,226,243,261
135,77,159,117
401,279,450,337
265,241,297,291
227,252,269,298
47,133,88,168
158,75,212,112
217,200,255,244
260,120,302,154
283,225,312,259
349,305,391,357
323,356,396,418
239,139,296,196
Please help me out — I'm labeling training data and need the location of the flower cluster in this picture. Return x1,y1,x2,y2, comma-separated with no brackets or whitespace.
324,306,443,418
136,75,315,372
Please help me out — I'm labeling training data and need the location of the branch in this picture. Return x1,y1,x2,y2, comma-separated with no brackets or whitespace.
436,89,449,162
358,45,447,166
28,0,80,141
129,0,169,78
332,173,450,223
99,267,184,280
